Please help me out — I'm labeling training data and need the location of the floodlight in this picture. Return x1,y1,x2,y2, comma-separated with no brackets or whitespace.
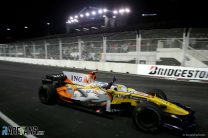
91,27,98,29
66,20,71,24
119,9,125,14
74,15,78,19
75,29,80,31
142,13,157,16
83,28,89,31
113,16,116,18
98,9,103,14
70,16,73,19
24,26,28,29
102,15,106,18
113,10,118,14
91,11,96,15
125,8,130,13
80,14,84,18
85,12,90,16
103,9,107,13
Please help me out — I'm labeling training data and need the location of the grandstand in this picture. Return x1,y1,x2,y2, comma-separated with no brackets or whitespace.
0,28,208,68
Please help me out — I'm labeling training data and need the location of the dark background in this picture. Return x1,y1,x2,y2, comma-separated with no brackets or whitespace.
0,0,207,42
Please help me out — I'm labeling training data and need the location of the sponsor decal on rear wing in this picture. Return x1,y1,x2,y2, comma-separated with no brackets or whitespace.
63,71,87,84
63,71,96,84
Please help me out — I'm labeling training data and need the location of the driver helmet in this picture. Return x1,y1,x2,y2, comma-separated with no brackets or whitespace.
111,84,127,92
89,71,96,81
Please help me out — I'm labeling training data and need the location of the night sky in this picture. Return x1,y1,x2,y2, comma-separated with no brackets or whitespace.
0,0,207,42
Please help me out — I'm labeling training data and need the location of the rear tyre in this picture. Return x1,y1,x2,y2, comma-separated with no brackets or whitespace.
133,101,162,133
147,89,167,100
39,84,57,105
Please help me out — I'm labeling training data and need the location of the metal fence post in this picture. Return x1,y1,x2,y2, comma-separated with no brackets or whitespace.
32,42,36,58
8,45,11,57
15,45,18,57
78,38,82,60
0,46,2,56
186,28,191,66
136,30,141,64
23,44,26,57
59,39,63,60
0,46,1,56
182,28,190,67
102,35,107,62
44,40,48,59
3,46,6,56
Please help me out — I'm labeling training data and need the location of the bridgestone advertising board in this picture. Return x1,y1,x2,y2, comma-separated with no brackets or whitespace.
137,65,208,81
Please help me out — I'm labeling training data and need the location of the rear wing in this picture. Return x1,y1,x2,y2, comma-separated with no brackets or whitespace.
63,71,96,85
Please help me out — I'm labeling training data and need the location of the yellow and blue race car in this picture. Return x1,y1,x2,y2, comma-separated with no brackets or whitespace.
39,71,196,133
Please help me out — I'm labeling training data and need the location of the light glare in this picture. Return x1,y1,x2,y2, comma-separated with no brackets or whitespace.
85,12,90,16
119,9,125,14
103,9,107,13
113,10,118,14
66,20,71,24
125,8,130,13
98,9,103,14
91,11,96,15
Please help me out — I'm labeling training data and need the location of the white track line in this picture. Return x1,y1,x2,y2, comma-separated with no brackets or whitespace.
0,111,37,138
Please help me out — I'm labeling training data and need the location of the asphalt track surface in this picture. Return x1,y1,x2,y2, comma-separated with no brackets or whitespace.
0,61,207,138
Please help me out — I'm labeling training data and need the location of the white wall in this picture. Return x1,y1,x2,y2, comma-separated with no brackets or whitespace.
103,51,157,65
0,56,137,74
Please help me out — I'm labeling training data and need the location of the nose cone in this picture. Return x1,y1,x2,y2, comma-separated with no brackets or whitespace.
149,97,189,115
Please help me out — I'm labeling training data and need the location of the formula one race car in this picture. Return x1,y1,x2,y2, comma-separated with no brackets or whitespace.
39,71,196,133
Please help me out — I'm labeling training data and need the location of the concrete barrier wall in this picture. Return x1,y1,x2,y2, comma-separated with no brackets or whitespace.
1,56,207,83
0,56,137,74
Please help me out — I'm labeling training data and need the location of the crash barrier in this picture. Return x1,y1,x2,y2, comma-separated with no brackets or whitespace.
0,56,137,74
0,56,207,83
137,64,208,82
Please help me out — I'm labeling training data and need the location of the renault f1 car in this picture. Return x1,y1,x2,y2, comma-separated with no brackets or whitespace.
39,71,196,133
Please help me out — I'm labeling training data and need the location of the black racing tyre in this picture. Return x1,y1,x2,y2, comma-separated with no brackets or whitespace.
133,101,162,133
39,84,57,105
147,89,167,100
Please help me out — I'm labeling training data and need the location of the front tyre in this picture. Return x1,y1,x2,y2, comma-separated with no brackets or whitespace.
39,84,57,105
133,101,162,133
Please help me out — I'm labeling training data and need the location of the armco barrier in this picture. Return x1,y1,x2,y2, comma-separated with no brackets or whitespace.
0,57,137,74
